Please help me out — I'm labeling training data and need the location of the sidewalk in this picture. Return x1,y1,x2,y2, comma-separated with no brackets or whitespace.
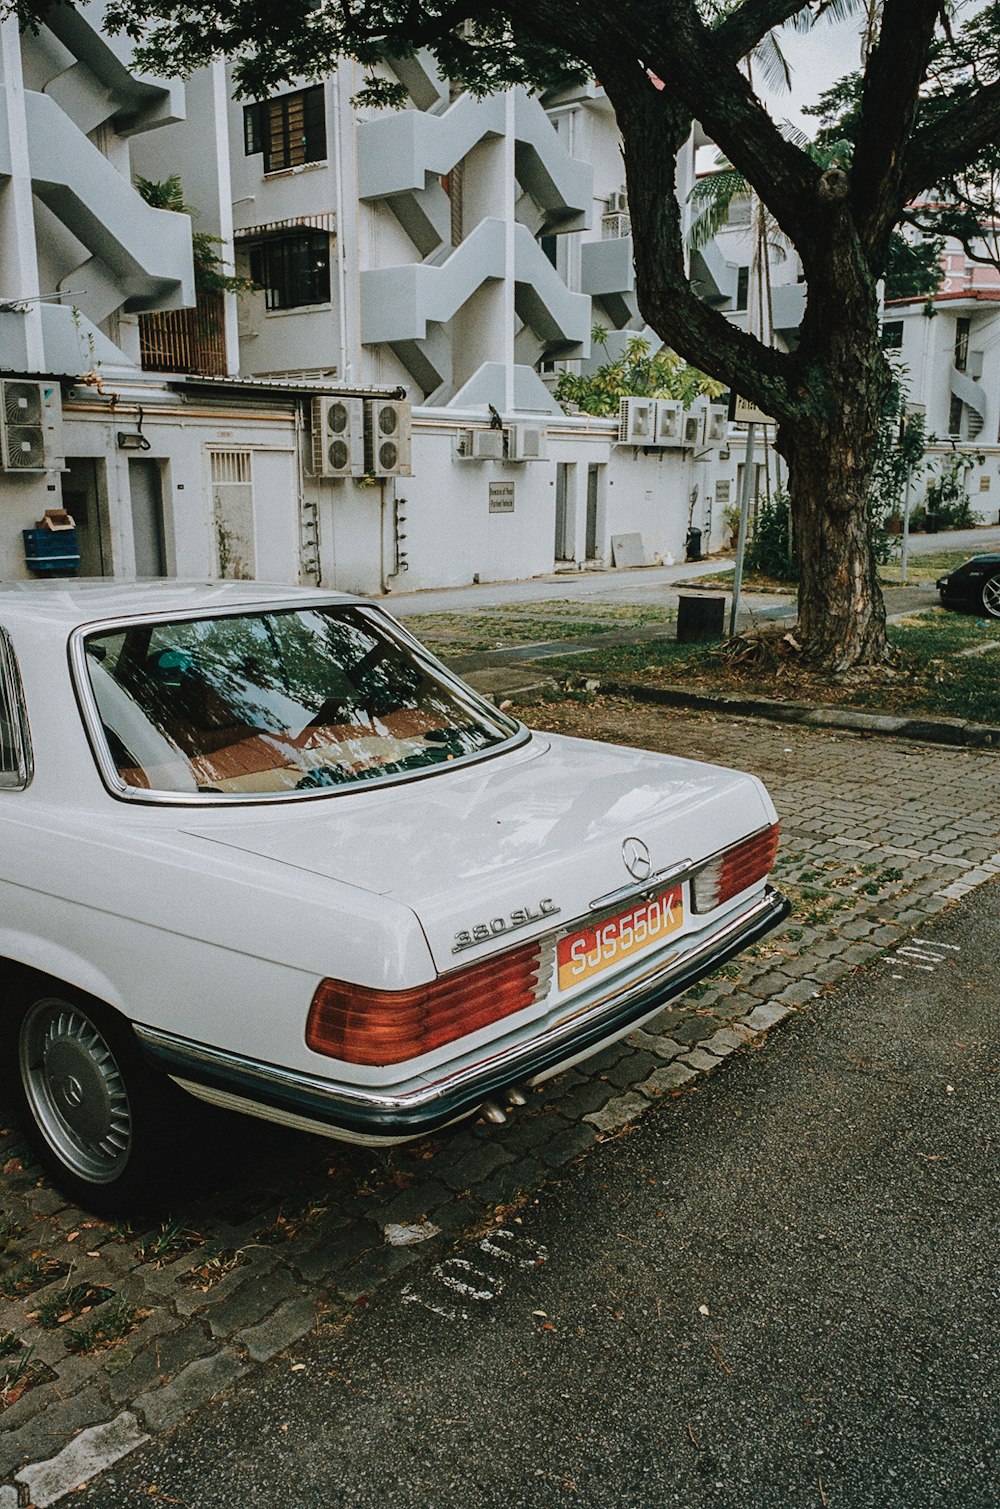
383,523,1000,619
3,699,1000,1502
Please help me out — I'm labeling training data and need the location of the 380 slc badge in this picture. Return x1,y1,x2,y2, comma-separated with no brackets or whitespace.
453,898,560,953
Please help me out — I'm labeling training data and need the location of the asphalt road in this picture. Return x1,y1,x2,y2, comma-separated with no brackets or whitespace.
76,879,1000,1509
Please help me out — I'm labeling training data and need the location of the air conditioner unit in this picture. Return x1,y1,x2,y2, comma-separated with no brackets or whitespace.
456,427,505,461
310,396,365,478
601,211,632,240
654,399,684,445
1,380,61,472
617,397,657,446
607,189,629,213
506,424,548,462
365,399,412,477
682,413,701,447
702,405,729,445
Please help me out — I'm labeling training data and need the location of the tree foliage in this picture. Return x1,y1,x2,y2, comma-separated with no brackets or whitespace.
866,369,927,559
12,0,1000,671
805,12,1000,277
134,174,254,294
554,327,722,417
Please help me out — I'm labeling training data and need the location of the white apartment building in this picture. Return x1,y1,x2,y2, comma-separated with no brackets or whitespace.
1,10,762,592
883,242,1000,521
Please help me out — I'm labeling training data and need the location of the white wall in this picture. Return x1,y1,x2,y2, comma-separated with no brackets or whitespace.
0,393,301,583
311,412,736,596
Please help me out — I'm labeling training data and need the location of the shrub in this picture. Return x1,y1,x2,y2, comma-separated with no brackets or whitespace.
746,490,796,581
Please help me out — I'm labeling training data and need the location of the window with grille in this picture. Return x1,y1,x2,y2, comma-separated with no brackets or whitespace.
881,321,904,350
249,233,331,310
244,87,326,173
954,317,971,373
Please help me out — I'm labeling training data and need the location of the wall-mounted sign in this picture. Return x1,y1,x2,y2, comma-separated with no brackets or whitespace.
715,480,732,504
489,482,515,514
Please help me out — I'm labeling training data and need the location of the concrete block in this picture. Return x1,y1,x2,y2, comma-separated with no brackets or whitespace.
15,1412,148,1508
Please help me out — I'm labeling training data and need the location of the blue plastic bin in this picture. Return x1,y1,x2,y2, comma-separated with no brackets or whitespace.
23,527,81,575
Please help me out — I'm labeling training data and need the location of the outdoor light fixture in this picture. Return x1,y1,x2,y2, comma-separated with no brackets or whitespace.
116,404,151,451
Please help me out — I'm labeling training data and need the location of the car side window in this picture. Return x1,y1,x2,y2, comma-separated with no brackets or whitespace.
0,627,32,789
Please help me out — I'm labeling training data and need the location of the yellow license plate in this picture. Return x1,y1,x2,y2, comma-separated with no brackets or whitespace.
557,886,684,992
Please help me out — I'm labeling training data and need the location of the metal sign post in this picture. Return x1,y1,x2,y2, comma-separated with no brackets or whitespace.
900,460,913,586
729,421,756,637
899,403,924,588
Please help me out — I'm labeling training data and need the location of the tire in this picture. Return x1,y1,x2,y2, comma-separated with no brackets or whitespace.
2,978,184,1215
982,575,1000,619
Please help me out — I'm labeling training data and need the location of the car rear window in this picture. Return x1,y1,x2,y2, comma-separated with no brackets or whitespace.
80,605,517,799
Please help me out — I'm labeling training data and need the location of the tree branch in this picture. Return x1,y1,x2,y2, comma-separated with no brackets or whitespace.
849,0,940,259
637,3,826,267
712,0,816,65
599,62,801,424
902,78,1000,203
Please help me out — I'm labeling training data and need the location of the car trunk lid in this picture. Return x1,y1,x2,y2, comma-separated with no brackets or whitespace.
184,732,775,973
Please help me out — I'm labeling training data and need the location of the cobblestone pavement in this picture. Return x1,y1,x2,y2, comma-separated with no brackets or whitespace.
2,701,998,1504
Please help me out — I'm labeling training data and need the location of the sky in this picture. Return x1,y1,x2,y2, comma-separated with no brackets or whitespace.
763,15,861,133
762,0,990,135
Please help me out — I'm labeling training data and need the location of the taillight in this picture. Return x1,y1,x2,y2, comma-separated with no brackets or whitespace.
306,939,545,1066
691,822,779,913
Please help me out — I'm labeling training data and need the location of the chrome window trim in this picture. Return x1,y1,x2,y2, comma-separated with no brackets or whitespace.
0,625,33,791
67,598,526,807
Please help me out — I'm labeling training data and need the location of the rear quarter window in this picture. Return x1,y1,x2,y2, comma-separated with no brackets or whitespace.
0,627,32,789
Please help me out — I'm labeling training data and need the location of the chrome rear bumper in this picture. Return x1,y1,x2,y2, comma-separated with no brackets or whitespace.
135,886,790,1141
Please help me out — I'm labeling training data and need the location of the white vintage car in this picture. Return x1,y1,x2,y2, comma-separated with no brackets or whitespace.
0,580,788,1211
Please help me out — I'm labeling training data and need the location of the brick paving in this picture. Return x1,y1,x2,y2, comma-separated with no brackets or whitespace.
2,699,998,1502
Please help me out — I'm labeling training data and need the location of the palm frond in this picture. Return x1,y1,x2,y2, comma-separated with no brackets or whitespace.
789,0,867,33
751,30,794,91
689,166,749,207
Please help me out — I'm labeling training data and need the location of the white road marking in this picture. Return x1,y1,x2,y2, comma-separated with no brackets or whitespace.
399,1229,547,1324
889,939,962,974
478,1229,549,1269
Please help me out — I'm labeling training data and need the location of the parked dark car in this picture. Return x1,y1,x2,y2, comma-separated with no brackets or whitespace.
936,554,1000,618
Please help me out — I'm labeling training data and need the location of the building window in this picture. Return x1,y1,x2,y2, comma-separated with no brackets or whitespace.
726,195,751,227
249,233,331,310
881,320,904,350
244,86,326,173
735,266,750,311
954,316,970,373
949,393,964,436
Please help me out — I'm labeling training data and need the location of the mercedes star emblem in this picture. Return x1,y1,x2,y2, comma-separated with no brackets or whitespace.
622,836,652,881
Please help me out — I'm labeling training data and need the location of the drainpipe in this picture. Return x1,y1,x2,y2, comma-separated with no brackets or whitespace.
331,65,352,384
504,89,516,415
379,480,391,593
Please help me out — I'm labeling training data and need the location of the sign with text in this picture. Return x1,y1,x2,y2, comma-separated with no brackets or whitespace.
489,482,515,514
729,394,773,426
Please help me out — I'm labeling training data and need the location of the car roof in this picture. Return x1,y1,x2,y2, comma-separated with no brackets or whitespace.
0,578,362,631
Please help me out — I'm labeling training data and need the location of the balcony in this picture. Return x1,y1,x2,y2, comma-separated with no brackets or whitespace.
139,293,227,375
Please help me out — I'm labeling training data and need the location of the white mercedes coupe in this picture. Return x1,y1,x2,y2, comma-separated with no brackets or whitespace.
0,581,788,1210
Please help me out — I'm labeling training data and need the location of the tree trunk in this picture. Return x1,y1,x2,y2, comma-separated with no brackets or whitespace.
779,405,890,672
777,218,894,674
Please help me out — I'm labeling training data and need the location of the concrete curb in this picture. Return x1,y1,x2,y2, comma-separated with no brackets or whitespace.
596,680,1000,749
